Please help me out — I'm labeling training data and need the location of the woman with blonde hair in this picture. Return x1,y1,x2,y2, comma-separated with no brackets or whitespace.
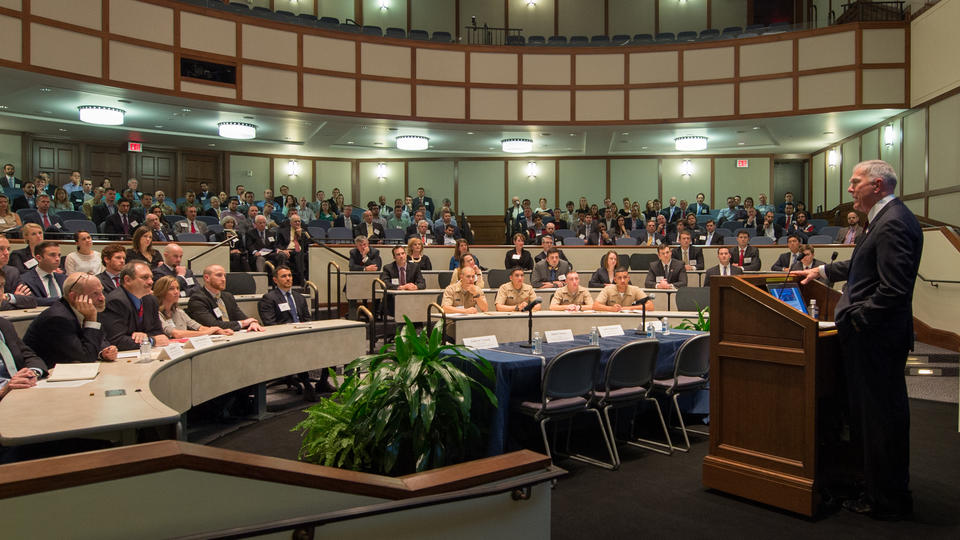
153,276,232,338
0,194,22,232
406,237,432,270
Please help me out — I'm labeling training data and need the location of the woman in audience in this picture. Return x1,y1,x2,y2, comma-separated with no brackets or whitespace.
217,215,248,272
100,178,112,190
503,233,534,271
150,205,174,238
576,197,590,217
218,192,229,209
643,200,657,220
589,250,620,288
451,253,486,288
449,238,481,270
282,195,299,218
406,237,432,270
315,200,336,222
589,204,601,219
65,231,104,275
334,193,345,212
9,223,44,272
126,226,163,267
51,188,73,213
154,276,232,338
0,194,22,232
612,216,630,239
534,197,552,216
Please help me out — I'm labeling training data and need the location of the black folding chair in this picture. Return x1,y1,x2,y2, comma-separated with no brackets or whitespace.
652,334,710,452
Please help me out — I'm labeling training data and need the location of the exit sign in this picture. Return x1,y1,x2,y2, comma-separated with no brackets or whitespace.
736,159,749,168
128,142,142,152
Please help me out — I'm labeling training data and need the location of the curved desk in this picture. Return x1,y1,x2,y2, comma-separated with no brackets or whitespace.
444,311,698,344
0,320,367,446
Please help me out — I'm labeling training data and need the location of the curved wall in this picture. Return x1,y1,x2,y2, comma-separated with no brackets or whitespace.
0,0,907,125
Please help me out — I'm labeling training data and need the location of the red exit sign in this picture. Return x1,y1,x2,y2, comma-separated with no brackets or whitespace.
736,159,749,168
128,142,142,152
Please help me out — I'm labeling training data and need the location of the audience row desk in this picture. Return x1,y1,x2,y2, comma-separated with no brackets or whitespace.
0,319,367,447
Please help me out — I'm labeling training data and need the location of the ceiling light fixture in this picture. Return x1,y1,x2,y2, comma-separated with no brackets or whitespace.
674,136,707,152
78,105,125,125
218,121,256,139
883,124,896,148
396,135,429,151
502,138,533,153
680,159,694,178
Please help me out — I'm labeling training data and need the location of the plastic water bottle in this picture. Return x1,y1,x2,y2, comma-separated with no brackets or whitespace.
139,340,152,362
646,322,656,338
589,326,599,345
532,331,542,354
808,299,819,320
661,317,671,335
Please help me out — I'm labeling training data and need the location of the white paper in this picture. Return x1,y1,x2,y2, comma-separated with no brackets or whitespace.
116,350,139,359
462,335,499,349
36,379,93,389
186,335,214,349
544,329,575,343
512,254,521,260
278,302,291,312
597,324,625,337
818,321,837,330
744,257,752,264
47,363,100,382
256,249,272,256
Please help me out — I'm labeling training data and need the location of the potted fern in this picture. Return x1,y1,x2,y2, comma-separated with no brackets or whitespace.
295,318,498,476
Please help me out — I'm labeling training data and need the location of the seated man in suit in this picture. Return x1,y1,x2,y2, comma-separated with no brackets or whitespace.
353,210,385,243
731,230,762,271
771,233,804,271
348,236,382,272
24,272,118,369
549,270,593,311
380,245,425,291
97,243,127,294
756,210,784,242
636,219,664,247
534,234,569,263
130,192,153,225
645,243,688,289
152,243,199,297
333,204,359,229
837,211,865,245
11,179,38,211
277,214,311,285
17,241,66,306
672,231,705,271
143,212,172,242
186,264,263,332
174,205,208,238
694,219,724,246
245,214,288,272
100,261,170,350
575,214,598,244
26,194,66,234
494,267,540,312
703,247,744,287
103,198,138,238
440,265,488,314
790,244,829,285
91,187,118,226
405,218,436,245
0,234,36,310
593,267,654,312
775,202,797,230
257,265,335,400
0,316,47,400
531,247,573,288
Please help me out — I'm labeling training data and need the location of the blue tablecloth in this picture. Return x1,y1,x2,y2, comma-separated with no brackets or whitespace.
459,330,709,455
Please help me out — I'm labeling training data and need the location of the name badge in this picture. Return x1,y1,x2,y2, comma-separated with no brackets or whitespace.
54,223,62,229
390,278,399,285
656,276,665,283
179,290,186,297
278,302,291,312
699,235,706,240
184,277,195,285
597,324,625,337
545,329,574,343
130,221,138,228
267,236,275,242
362,256,369,263
558,274,566,281
24,258,38,269
212,307,223,318
185,335,213,349
744,257,752,263
512,254,521,260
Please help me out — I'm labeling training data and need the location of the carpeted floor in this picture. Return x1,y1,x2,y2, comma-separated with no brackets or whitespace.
212,398,960,539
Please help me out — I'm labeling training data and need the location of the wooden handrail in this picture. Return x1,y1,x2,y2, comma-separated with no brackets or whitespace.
0,440,552,501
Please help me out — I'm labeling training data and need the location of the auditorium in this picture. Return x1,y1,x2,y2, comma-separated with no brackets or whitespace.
0,0,958,537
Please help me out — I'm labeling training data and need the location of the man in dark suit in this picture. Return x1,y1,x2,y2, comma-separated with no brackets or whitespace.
348,236,382,271
576,215,599,244
703,247,743,287
11,179,38,211
1,163,20,190
0,316,46,400
660,196,683,223
756,211,784,242
672,231,704,271
97,243,127,294
0,235,36,310
731,230,761,271
130,192,153,225
775,202,797,230
645,244,688,288
23,273,118,369
380,244,426,292
24,194,66,234
103,198,137,238
413,187,434,220
353,211,385,243
100,261,170,350
276,214,311,285
333,205,360,228
797,160,921,520
152,244,199,297
836,211,865,245
91,188,118,226
689,192,711,216
245,214,288,272
173,205,209,238
186,264,263,332
405,218,436,245
635,219,664,247
694,219,725,246
790,245,829,285
17,241,66,306
531,248,572,288
770,234,804,271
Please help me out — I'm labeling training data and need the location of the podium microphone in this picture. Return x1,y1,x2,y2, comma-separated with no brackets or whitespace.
518,297,543,349
636,292,656,335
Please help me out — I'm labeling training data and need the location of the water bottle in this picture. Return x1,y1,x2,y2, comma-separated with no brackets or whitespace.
139,339,152,362
589,326,599,345
808,299,819,320
661,317,671,335
646,322,656,338
532,331,542,354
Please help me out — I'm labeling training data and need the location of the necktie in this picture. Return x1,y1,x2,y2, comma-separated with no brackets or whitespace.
190,221,197,234
293,232,301,252
137,303,143,322
122,214,129,234
421,234,426,244
721,266,727,276
399,265,406,285
846,229,855,244
113,276,120,288
157,229,166,241
739,249,745,266
42,214,50,228
285,291,299,323
683,250,689,264
261,231,266,245
790,254,797,268
216,297,228,322
45,274,59,299
0,331,18,380
549,268,556,282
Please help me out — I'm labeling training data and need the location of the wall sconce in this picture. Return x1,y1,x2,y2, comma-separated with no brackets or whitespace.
286,159,301,177
827,149,840,169
376,162,388,182
526,161,538,179
526,0,536,7
378,0,389,10
883,124,896,148
678,0,687,4
680,159,694,178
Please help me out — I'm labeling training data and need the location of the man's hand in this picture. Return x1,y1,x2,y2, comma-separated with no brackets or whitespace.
131,331,148,344
215,327,235,336
8,367,38,389
400,283,418,291
14,283,31,296
685,264,696,271
153,335,170,347
564,304,580,312
247,321,264,332
517,301,528,311
100,345,118,362
364,264,378,272
794,267,823,285
464,307,478,314
656,280,672,289
611,304,622,312
176,265,187,276
280,249,291,257
74,294,98,321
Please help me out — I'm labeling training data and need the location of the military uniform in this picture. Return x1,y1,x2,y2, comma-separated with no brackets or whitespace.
550,286,593,309
495,282,537,309
595,284,649,307
441,281,484,310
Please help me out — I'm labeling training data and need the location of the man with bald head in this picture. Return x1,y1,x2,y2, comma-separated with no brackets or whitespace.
836,211,865,245
24,272,118,368
153,243,199,296
144,212,171,242
186,265,263,332
354,210,384,243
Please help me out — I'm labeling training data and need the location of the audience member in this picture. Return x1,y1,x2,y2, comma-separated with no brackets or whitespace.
1,163,20,189
0,235,35,310
386,205,410,230
441,265,487,314
406,237,432,270
0,194,21,233
103,198,136,237
771,234,804,271
97,244,126,294
504,233,534,271
532,247,572,288
0,317,45,401
589,250,620,288
690,193,710,215
837,211,864,244
449,239,478,270
672,231,704,271
177,191,202,215
494,267,539,312
28,194,66,233
756,193,776,215
153,276,230,339
186,265,263,332
245,215,286,272
82,187,104,220
348,236,381,271
9,223,44,273
277,214,310,284
549,271,592,311
412,187,435,219
12,180,38,211
534,234,568,263
645,244,688,289
757,210,783,241
64,231,103,275
791,244,829,285
703,246,743,287
731,230,761,271
593,267,653,311
124,227,162,269
776,202,796,230
381,245,425,291
152,243,199,297
636,219,663,247
18,241,65,306
175,205,208,238
100,261,169,350
450,253,486,288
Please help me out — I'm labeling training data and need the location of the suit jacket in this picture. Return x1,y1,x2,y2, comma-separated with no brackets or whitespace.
186,287,246,331
731,245,761,271
12,195,37,212
153,264,200,297
413,196,435,217
353,222,385,242
173,219,209,237
824,198,921,344
534,249,569,264
0,316,47,377
277,226,311,252
702,264,743,287
103,212,138,236
690,203,711,215
645,259,688,288
635,230,665,247
100,287,165,350
8,247,37,274
661,206,683,223
588,267,617,288
1,176,21,189
694,229,726,246
671,246,704,270
755,222,785,240
333,213,360,228
245,227,282,253
25,211,66,233
0,263,37,310
23,298,109,368
790,258,829,285
150,225,174,243
348,247,382,271
18,268,66,306
835,225,865,244
380,261,425,290
257,287,312,325
531,259,572,288
405,229,436,245
98,271,120,294
504,249,534,271
91,203,118,226
771,250,803,272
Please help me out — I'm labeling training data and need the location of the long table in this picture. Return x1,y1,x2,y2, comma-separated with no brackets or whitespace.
0,320,367,446
442,311,699,344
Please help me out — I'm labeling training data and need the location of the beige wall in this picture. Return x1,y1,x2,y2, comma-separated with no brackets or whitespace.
714,157,769,208
228,155,271,198
458,161,504,215
911,0,960,106
316,160,353,203
359,161,405,206
273,158,313,201
658,0,707,35
609,159,659,205
0,132,22,177
408,161,455,211
559,160,605,208
362,0,406,30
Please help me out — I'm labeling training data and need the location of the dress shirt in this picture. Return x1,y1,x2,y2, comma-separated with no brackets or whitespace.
844,228,857,244
718,264,731,276
37,268,61,298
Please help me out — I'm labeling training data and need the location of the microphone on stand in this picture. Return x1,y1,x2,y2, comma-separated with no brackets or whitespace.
518,297,544,349
636,292,656,335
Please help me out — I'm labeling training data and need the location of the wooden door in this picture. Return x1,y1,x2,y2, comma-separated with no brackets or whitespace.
87,145,127,185
33,140,79,186
136,150,176,197
183,153,220,195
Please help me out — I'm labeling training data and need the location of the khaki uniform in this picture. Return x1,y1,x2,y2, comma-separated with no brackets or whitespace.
550,286,593,308
495,282,537,308
442,281,483,310
595,284,648,307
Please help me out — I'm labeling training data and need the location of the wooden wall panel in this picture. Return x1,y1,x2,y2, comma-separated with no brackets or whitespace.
33,140,78,186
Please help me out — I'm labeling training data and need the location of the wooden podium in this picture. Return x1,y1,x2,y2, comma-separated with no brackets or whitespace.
702,273,844,516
